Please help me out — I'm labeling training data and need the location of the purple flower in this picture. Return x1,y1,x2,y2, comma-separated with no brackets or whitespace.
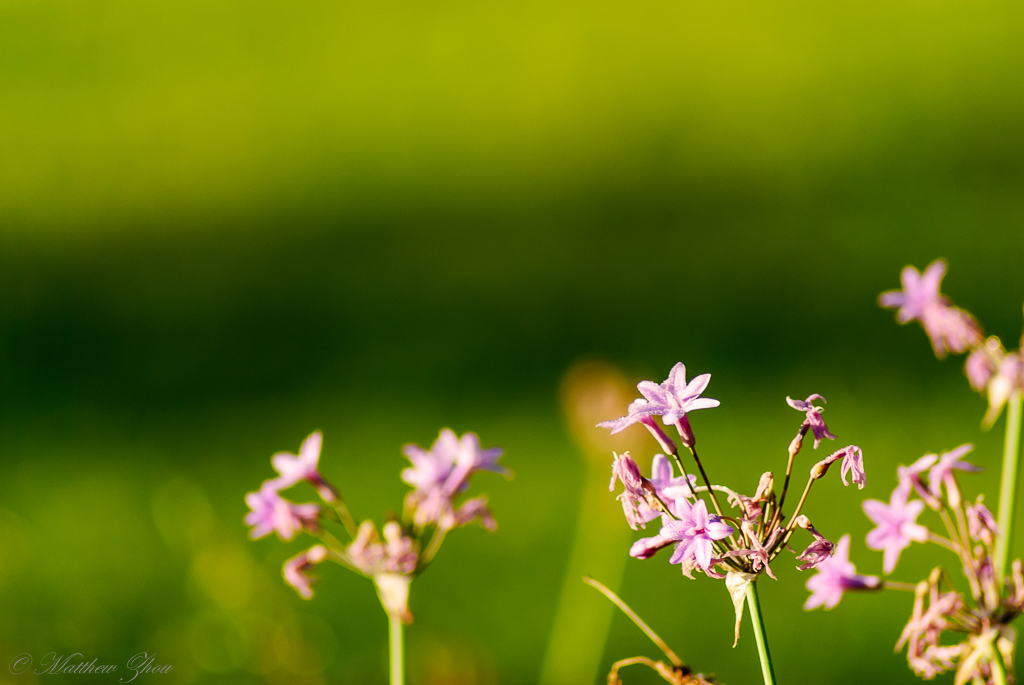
804,535,880,609
864,491,929,573
634,363,720,426
402,429,507,527
271,431,338,502
896,454,940,508
244,481,321,541
609,453,657,530
810,445,866,489
283,544,329,599
840,445,866,489
879,260,982,358
879,261,948,325
648,453,696,503
660,498,734,573
966,497,998,545
927,443,979,508
786,394,836,449
600,364,719,448
792,516,836,571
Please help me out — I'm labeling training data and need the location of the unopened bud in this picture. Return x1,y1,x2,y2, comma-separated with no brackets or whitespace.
792,515,812,530
810,459,832,480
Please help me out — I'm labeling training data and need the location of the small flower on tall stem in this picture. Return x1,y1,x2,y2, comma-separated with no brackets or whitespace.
243,429,509,685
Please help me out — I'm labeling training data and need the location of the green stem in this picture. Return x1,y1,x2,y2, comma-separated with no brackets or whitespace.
745,581,777,685
996,392,1022,585
992,644,1009,685
389,613,404,685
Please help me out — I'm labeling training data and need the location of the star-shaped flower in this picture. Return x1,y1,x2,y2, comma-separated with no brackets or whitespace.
245,482,321,541
804,534,880,609
270,431,338,502
864,491,929,574
660,498,734,573
879,260,981,358
879,261,948,326
633,363,721,427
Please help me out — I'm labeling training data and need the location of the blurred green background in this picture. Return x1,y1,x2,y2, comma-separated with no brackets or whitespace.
1,0,1023,683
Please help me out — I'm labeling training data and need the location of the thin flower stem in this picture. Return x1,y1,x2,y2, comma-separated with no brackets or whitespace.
784,477,815,532
996,391,1022,586
745,581,777,685
583,576,684,668
650,492,680,521
927,532,960,554
333,500,359,539
668,452,704,504
882,580,920,592
769,433,804,532
389,613,404,685
992,645,1009,685
687,446,724,517
421,526,448,564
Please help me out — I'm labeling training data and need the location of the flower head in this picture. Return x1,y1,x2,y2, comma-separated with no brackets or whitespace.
879,260,982,358
244,481,321,541
270,431,338,502
864,490,929,574
402,429,508,527
660,499,734,574
804,535,880,609
283,544,329,599
635,363,721,426
786,394,836,449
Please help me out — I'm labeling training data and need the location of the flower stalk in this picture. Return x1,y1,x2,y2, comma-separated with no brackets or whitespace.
996,391,1022,585
390,613,404,685
745,581,777,685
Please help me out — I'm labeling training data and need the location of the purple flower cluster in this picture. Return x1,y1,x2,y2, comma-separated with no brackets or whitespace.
402,429,508,529
879,260,982,359
599,363,867,642
880,259,1024,427
244,428,507,624
813,444,1024,682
